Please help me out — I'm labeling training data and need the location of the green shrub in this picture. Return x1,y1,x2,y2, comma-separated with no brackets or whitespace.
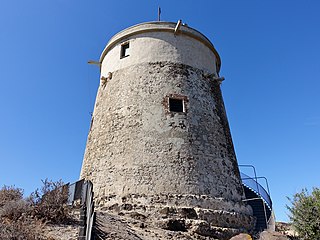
287,188,320,240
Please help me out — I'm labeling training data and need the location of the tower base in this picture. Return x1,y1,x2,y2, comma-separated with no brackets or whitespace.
95,193,255,239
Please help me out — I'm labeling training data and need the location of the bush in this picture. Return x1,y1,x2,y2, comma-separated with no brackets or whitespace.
0,199,30,221
0,186,28,221
287,188,320,240
0,185,43,239
0,180,73,239
29,179,71,223
0,186,23,207
0,220,47,240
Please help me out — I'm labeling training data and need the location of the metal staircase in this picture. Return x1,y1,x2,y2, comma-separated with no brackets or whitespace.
239,165,274,232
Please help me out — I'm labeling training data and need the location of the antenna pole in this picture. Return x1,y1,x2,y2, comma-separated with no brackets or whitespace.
158,7,161,21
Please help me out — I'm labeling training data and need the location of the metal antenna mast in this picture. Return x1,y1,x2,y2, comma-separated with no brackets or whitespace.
158,7,161,21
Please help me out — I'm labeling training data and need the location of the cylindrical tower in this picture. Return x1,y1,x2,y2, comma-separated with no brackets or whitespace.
81,21,254,235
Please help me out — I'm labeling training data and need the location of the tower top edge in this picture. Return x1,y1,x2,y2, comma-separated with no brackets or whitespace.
99,21,221,73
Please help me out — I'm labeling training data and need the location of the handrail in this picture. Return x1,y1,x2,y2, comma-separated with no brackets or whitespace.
239,169,273,230
241,176,271,199
238,165,260,195
240,172,272,209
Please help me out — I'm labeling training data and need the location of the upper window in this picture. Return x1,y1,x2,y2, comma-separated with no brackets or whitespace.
169,98,184,112
120,42,130,58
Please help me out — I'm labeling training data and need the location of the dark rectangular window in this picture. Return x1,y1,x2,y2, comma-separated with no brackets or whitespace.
120,42,129,58
169,98,184,112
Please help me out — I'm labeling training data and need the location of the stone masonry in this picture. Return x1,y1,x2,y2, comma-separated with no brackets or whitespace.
80,22,255,237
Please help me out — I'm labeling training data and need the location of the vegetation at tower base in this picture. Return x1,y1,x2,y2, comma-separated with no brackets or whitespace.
0,180,78,240
28,179,71,223
286,187,320,240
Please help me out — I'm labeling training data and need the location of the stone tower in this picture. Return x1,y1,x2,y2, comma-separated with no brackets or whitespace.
81,21,254,234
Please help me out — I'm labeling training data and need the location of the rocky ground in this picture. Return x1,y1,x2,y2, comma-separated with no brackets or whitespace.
41,222,79,240
36,210,296,240
94,211,223,240
89,211,294,240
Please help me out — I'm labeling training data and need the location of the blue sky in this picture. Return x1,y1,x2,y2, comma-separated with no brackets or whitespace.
0,1,319,222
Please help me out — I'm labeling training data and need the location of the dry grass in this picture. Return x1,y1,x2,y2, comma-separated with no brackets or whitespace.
28,179,72,224
0,185,23,208
0,180,76,240
0,219,47,240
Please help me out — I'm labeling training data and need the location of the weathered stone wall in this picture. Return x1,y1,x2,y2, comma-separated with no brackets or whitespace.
82,62,243,201
80,22,254,232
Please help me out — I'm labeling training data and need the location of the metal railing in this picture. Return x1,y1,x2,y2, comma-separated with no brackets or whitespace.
240,172,272,209
239,165,273,230
239,165,272,209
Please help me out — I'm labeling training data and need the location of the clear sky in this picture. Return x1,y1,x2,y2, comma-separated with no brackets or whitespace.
1,0,319,223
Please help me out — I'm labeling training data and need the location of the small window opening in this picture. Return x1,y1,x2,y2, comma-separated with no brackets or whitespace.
169,98,184,112
120,42,129,58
